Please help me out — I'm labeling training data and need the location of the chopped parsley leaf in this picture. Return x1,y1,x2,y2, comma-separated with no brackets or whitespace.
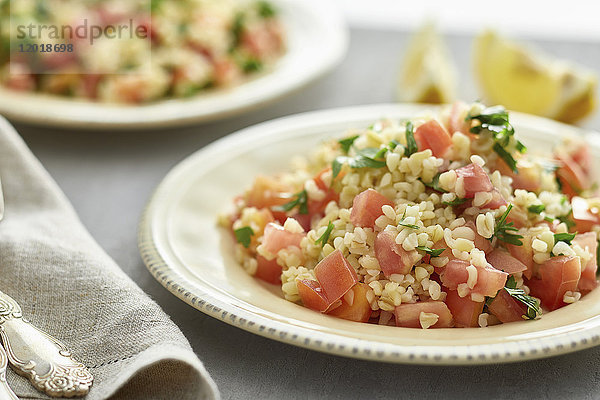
234,226,254,248
332,147,387,178
272,190,308,214
388,139,401,150
557,213,576,230
416,246,445,257
405,121,418,157
554,232,577,245
492,204,524,246
338,135,359,154
399,221,419,230
442,197,467,206
231,12,245,49
597,240,600,277
315,221,335,247
527,204,546,214
422,173,447,193
466,105,526,173
504,276,542,320
242,58,263,72
257,1,276,18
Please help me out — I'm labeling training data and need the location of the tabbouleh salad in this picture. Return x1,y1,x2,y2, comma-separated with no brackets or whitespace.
221,101,600,329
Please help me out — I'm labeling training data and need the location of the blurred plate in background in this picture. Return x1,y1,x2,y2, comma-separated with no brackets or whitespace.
0,0,348,130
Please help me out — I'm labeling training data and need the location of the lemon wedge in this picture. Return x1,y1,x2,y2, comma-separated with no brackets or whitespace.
474,30,597,124
397,23,457,104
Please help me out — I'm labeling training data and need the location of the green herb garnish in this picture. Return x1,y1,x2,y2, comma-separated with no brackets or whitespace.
466,105,526,173
527,204,546,214
242,58,263,72
416,246,446,257
315,221,334,247
338,135,359,154
405,121,418,157
388,139,401,150
544,216,555,223
257,1,276,18
504,276,542,320
332,147,387,178
399,221,419,230
557,213,576,230
272,190,308,214
234,226,254,248
492,204,524,246
422,173,447,193
554,232,577,245
231,12,245,49
442,197,467,206
597,240,600,277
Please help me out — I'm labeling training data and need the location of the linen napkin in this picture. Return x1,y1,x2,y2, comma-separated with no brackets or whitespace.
0,115,219,400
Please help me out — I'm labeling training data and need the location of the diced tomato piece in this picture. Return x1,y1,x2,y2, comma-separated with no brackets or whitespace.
308,169,339,217
556,152,590,198
349,189,393,228
394,302,454,328
486,189,507,209
327,283,372,322
495,158,541,192
213,58,242,86
290,213,312,232
573,232,599,292
440,259,470,290
255,255,282,284
445,290,484,327
245,176,291,209
486,248,528,274
4,63,36,92
80,74,102,99
507,233,535,279
241,22,283,58
314,250,359,303
297,279,329,312
414,120,453,158
472,264,508,297
464,221,493,253
571,142,593,177
440,259,507,297
572,196,600,232
261,223,304,256
528,256,581,310
374,231,421,276
455,163,493,198
446,101,471,135
506,206,528,229
487,288,527,323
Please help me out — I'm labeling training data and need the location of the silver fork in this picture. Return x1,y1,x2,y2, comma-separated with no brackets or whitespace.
0,178,93,397
0,178,16,399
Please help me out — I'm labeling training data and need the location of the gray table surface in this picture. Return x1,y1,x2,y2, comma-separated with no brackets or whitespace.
12,29,600,400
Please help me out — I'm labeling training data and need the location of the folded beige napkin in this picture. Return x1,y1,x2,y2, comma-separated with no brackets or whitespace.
0,116,219,400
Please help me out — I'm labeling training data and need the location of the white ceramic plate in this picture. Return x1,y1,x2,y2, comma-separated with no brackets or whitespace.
0,0,347,129
139,104,600,364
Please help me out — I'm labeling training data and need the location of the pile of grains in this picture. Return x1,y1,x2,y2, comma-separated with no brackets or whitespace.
222,101,600,328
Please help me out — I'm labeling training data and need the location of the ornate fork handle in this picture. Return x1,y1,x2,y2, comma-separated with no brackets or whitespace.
0,291,93,398
0,342,19,399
